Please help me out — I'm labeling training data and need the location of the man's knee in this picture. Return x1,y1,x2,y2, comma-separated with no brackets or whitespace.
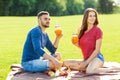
49,61,55,70
49,61,63,71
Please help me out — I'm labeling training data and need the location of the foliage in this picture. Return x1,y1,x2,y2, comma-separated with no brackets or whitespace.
83,0,97,10
9,0,36,16
0,0,120,16
31,0,64,16
98,0,114,14
0,0,13,15
66,0,84,15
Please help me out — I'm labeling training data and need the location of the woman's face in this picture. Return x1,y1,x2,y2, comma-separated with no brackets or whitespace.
87,11,96,25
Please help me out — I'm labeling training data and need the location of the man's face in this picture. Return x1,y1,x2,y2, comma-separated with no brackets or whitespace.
39,14,50,28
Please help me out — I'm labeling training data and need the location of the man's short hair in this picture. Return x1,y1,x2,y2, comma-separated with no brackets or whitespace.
37,11,49,19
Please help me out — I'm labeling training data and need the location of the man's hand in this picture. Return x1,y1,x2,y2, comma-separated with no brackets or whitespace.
55,33,63,39
51,58,62,70
53,52,61,61
43,53,62,70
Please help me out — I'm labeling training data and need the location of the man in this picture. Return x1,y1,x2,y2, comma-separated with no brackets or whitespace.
21,11,62,72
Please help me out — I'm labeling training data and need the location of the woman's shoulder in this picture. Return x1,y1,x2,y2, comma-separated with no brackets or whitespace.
94,25,102,32
93,25,103,36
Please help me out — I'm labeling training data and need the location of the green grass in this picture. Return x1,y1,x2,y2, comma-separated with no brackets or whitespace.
0,14,120,80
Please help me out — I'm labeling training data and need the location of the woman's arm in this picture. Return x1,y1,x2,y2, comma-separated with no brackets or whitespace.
72,27,81,47
86,38,102,64
79,38,102,69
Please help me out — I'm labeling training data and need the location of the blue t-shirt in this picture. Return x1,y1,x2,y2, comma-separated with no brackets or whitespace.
22,26,57,62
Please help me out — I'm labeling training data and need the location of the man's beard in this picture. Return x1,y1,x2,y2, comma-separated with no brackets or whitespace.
41,22,49,28
43,25,49,28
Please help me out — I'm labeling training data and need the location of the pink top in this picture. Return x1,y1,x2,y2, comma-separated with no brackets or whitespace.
79,26,103,60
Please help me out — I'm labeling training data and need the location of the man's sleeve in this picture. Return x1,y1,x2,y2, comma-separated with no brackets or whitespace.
31,29,46,56
45,34,57,55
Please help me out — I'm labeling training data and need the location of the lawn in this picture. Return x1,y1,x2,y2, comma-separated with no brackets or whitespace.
0,14,120,80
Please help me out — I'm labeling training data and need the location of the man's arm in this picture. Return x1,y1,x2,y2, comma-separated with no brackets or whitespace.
31,29,62,69
53,35,63,48
46,33,63,54
31,29,45,56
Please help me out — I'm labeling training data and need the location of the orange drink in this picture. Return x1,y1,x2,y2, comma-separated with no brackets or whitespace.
55,25,62,36
72,33,78,44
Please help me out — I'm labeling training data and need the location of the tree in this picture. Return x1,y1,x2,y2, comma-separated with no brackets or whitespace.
66,0,84,15
0,0,13,15
31,0,63,16
83,0,97,10
2,0,63,16
98,0,114,14
9,0,36,16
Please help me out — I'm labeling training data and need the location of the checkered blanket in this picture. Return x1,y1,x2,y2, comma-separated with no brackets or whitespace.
6,62,120,80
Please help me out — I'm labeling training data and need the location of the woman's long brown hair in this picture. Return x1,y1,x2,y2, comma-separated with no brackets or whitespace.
78,8,99,39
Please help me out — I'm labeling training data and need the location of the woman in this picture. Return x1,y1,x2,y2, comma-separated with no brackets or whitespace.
63,8,110,74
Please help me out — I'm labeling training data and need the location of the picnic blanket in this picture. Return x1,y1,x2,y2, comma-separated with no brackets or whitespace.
6,62,120,80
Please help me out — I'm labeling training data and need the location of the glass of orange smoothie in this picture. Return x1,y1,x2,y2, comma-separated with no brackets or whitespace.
72,33,78,44
55,24,62,36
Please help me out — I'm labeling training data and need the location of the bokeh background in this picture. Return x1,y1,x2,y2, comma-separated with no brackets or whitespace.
0,0,120,80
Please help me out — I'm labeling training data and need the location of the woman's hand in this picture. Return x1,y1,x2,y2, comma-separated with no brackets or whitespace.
79,61,88,69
